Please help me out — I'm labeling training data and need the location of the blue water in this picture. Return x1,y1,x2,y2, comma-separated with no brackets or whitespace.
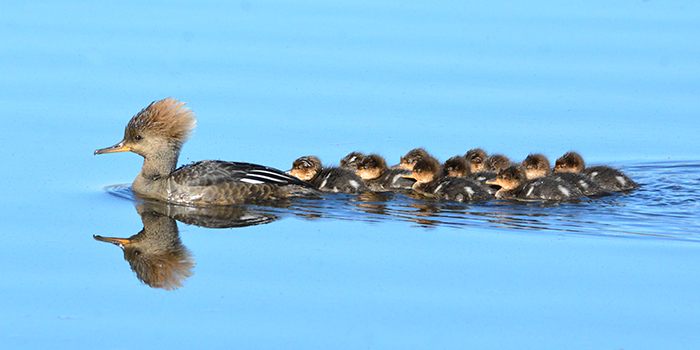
2,1,700,349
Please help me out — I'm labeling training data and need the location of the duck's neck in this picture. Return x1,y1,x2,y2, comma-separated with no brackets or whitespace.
139,149,180,181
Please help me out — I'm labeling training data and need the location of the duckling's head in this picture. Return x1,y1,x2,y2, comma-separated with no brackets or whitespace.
355,154,387,181
554,151,585,173
521,153,552,179
465,148,488,173
406,157,442,184
443,156,470,177
287,156,322,181
397,148,432,171
95,98,196,159
487,165,526,191
484,154,512,173
339,152,365,171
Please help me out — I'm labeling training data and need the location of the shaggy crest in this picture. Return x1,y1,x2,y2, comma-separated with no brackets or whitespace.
126,98,196,146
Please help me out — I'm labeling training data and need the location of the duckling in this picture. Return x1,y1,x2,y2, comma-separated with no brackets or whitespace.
522,153,608,198
355,154,416,191
406,157,492,203
287,156,368,194
554,152,639,192
487,165,583,201
443,156,471,178
339,152,366,171
395,148,436,171
465,148,488,173
484,154,512,173
94,98,319,206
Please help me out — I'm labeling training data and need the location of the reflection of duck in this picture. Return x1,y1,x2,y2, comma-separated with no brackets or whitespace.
355,154,416,191
287,156,368,194
94,98,318,206
487,165,582,201
465,148,488,173
94,204,195,290
405,157,492,203
554,151,639,192
522,154,607,198
339,152,366,171
396,148,435,171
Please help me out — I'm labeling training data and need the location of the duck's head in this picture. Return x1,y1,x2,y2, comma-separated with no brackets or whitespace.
94,98,196,159
339,152,366,171
355,154,387,181
397,148,432,171
486,165,526,191
465,148,488,173
484,154,512,173
443,156,470,177
287,156,322,181
521,153,552,179
404,157,441,184
554,151,585,173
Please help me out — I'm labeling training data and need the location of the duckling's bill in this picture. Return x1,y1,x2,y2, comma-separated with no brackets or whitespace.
93,235,130,248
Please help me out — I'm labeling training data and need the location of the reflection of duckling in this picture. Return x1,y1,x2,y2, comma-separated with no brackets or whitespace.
339,152,366,171
487,165,582,201
522,154,607,198
484,154,512,173
406,158,492,203
287,156,368,194
355,154,415,191
94,98,318,206
443,156,470,178
465,148,488,173
554,152,639,192
396,148,435,171
94,204,195,290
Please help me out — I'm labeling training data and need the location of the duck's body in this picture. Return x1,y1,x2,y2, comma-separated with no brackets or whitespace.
339,152,366,171
554,152,639,192
288,156,367,194
443,156,471,178
407,158,492,203
488,165,583,202
355,154,415,191
95,98,318,206
522,153,608,198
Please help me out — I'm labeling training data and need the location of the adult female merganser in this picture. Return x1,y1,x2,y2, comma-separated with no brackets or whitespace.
355,154,415,191
554,151,639,192
521,153,607,198
405,157,492,203
487,165,583,201
94,98,318,206
287,156,368,194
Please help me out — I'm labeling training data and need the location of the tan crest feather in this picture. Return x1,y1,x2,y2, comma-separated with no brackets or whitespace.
126,98,197,146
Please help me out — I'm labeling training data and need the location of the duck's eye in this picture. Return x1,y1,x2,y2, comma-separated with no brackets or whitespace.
134,135,142,141
133,250,142,256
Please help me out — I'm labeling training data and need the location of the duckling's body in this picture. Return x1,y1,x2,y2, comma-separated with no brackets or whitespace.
522,153,608,198
488,165,582,202
355,154,415,191
554,152,639,192
288,156,368,194
407,158,493,203
95,98,318,206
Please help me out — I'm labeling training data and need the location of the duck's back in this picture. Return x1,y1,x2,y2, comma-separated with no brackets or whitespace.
582,166,639,192
164,160,317,205
516,177,583,201
310,167,368,194
365,169,415,191
433,177,493,203
548,172,609,198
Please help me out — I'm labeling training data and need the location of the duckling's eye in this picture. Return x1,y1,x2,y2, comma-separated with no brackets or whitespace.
134,135,142,141
133,250,142,256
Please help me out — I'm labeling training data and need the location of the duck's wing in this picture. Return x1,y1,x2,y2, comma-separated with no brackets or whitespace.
172,160,312,187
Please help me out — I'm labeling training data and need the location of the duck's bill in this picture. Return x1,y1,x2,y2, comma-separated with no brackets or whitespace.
93,235,130,248
402,174,416,179
484,179,498,185
94,141,130,155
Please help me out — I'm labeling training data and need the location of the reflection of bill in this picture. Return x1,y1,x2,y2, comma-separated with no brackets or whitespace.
95,204,195,290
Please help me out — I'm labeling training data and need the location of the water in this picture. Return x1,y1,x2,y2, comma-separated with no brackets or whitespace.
2,1,700,349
